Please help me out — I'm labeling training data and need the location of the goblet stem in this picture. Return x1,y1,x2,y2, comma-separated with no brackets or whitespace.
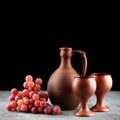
97,94,106,106
74,100,95,117
91,94,110,112
81,100,89,110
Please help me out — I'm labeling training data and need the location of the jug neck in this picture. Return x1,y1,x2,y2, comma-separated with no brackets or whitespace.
59,56,72,68
59,47,73,68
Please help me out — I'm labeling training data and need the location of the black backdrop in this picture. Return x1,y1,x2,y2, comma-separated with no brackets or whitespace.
1,32,120,91
1,2,119,91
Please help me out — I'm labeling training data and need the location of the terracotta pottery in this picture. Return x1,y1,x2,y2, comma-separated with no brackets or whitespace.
90,73,113,112
47,47,87,110
72,76,96,117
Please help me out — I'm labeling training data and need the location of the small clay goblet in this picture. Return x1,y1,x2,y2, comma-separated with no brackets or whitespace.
72,76,96,117
90,73,113,112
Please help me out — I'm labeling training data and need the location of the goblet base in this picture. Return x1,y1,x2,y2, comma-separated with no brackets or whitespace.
74,109,95,117
90,104,110,112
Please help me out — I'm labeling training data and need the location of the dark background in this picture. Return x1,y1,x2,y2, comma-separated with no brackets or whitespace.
0,3,119,91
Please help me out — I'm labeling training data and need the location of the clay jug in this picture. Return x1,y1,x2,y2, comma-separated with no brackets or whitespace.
47,47,87,110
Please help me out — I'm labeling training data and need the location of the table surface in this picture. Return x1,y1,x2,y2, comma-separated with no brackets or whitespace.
0,91,120,120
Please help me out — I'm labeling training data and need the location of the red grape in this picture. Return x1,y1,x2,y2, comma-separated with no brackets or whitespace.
25,75,33,82
34,84,41,92
21,104,28,112
17,99,24,106
32,93,39,101
40,101,47,108
7,104,13,111
53,105,61,115
28,81,34,89
38,107,44,113
16,106,22,112
23,97,30,105
22,89,29,97
11,88,18,95
23,81,28,88
34,100,40,107
31,106,39,114
28,104,34,111
10,101,17,108
29,91,35,98
44,104,53,114
35,78,42,85
9,95,15,102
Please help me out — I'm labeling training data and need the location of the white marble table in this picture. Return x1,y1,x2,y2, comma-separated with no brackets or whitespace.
0,91,120,120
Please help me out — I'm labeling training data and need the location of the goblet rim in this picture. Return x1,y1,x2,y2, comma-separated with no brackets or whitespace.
59,47,72,50
74,75,95,78
90,72,111,76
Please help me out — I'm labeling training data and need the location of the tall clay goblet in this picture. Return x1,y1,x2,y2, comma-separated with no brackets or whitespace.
90,73,113,112
72,76,96,117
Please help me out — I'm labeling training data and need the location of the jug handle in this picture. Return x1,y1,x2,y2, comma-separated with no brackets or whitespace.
72,50,87,76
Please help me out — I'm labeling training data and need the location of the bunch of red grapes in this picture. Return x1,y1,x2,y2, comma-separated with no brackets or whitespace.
7,75,61,115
